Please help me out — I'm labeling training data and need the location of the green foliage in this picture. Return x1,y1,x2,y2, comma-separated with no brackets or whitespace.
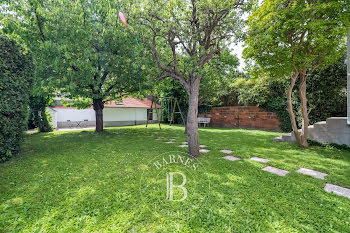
264,97,292,132
1,125,350,231
0,34,33,161
2,0,154,118
244,0,349,76
225,75,292,131
308,139,350,151
221,55,347,132
153,49,241,122
28,95,53,132
306,55,347,124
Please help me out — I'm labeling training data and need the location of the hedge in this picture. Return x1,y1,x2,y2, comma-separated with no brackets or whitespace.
0,35,34,162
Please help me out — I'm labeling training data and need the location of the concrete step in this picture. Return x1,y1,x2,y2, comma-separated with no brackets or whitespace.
274,117,350,147
273,136,283,142
314,121,327,131
326,117,348,131
308,125,316,139
281,133,296,142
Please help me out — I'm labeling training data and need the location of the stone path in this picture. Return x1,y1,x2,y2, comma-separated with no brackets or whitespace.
296,168,327,180
159,139,350,200
222,155,240,161
220,150,233,154
199,149,210,153
262,166,290,176
250,157,270,163
324,184,350,199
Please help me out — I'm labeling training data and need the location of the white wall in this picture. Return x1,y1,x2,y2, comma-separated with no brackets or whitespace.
52,107,158,123
55,108,95,122
103,108,147,121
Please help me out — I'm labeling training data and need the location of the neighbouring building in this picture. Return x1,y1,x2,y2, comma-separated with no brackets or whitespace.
47,97,161,129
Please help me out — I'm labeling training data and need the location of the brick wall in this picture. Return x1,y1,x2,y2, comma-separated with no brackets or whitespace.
204,106,281,131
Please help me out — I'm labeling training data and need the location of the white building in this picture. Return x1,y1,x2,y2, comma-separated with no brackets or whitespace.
47,97,160,129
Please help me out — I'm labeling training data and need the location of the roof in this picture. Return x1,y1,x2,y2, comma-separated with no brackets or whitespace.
51,97,162,109
104,97,162,108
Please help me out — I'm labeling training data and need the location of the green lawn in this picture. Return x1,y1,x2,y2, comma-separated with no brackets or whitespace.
1,124,350,232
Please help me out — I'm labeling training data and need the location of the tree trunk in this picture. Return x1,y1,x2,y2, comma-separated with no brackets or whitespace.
93,98,104,132
299,73,309,147
287,72,303,145
186,78,200,158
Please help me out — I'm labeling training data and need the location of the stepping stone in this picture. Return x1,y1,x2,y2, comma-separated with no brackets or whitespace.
169,139,176,141
262,166,289,176
181,142,188,145
178,145,188,148
250,157,270,163
222,155,240,161
220,150,233,154
296,168,327,180
165,141,174,144
324,184,350,199
199,145,207,148
199,149,210,153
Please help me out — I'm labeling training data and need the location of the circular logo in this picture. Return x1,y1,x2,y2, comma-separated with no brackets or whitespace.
139,151,210,216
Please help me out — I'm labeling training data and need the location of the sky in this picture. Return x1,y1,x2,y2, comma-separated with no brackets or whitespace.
231,41,245,71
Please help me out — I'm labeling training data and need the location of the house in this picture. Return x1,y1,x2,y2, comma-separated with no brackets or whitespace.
47,97,161,129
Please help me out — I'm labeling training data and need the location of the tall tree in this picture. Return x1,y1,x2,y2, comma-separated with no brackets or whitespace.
244,0,349,147
141,0,249,157
2,0,151,132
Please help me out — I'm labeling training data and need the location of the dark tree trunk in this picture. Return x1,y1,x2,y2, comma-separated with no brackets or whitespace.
93,98,104,132
186,77,200,158
287,72,301,144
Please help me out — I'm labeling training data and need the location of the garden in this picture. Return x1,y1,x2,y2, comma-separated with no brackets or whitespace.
1,0,350,232
1,125,350,232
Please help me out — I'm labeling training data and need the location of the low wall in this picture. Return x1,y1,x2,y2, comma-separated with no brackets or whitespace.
205,106,281,131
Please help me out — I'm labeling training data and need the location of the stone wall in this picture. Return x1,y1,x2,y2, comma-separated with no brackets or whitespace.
205,106,281,131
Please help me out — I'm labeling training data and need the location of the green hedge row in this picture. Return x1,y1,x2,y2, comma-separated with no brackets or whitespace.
0,35,33,162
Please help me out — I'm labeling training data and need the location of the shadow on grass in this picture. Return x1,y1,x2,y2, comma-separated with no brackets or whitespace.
0,124,349,231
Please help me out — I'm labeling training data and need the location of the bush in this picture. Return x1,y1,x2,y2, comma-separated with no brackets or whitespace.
306,56,347,125
0,35,33,162
27,96,53,132
219,55,347,132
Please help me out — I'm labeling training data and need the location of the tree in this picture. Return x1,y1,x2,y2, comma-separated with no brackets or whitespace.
2,0,151,132
141,0,249,157
0,34,33,161
244,0,349,147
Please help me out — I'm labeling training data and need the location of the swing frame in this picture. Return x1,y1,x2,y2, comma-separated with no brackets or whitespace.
146,96,186,129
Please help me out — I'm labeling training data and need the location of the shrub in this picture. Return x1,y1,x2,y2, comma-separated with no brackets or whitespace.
27,96,53,132
0,35,33,161
306,56,347,125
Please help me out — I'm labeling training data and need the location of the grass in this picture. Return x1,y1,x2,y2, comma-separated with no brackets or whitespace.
1,124,350,232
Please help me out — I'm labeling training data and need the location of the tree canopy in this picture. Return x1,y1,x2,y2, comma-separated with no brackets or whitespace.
2,0,153,131
140,0,250,157
244,0,349,147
